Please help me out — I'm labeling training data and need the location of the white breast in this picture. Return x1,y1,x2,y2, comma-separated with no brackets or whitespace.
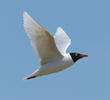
37,53,74,76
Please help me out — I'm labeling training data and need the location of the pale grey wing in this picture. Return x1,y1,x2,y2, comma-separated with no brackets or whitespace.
54,27,71,55
23,12,62,65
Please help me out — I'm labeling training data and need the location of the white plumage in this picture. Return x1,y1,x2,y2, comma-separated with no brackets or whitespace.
54,27,71,55
23,12,62,65
23,12,88,80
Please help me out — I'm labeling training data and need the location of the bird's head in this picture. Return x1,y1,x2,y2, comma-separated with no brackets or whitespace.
70,53,88,62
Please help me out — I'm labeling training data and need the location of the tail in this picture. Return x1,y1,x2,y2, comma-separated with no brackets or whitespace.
23,69,39,80
23,75,37,80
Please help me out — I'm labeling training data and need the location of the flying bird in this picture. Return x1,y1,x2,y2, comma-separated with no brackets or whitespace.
23,12,88,80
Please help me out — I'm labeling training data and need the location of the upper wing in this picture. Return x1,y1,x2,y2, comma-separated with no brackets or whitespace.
23,12,62,65
54,27,71,55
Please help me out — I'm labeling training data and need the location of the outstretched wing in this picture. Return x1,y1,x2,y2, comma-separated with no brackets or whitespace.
23,12,62,65
54,27,71,55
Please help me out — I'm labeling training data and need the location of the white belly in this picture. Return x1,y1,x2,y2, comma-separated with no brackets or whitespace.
37,53,74,76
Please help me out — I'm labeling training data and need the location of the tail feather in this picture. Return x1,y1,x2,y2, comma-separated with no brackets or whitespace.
23,69,39,80
23,75,37,80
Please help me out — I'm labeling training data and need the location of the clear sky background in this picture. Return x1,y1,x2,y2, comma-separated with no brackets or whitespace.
0,0,110,100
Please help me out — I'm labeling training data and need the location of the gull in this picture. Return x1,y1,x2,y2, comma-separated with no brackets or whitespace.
23,12,88,80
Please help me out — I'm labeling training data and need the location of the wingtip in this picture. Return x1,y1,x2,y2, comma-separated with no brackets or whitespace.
23,11,28,17
23,11,34,22
23,11,27,14
58,27,64,31
58,27,62,29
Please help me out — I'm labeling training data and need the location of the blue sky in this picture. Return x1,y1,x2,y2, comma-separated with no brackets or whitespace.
0,0,110,100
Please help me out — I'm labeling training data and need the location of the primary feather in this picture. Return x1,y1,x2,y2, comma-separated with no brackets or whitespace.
23,12,62,65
